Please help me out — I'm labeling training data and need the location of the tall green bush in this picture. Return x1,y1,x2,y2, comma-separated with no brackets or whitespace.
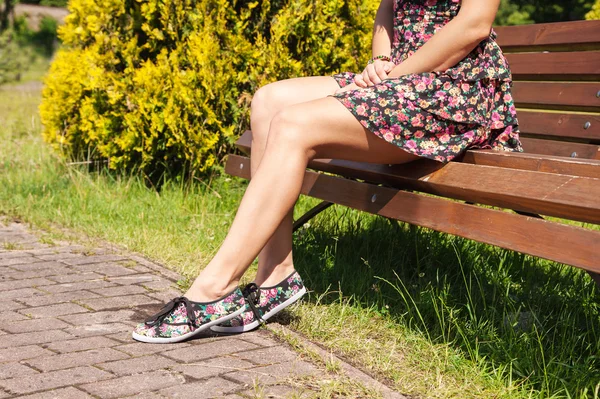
494,0,534,25
503,0,594,23
40,0,378,180
13,15,59,56
0,29,29,84
586,0,600,18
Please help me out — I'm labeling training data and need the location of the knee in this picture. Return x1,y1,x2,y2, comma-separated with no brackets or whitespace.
250,85,270,120
250,83,282,143
266,108,308,151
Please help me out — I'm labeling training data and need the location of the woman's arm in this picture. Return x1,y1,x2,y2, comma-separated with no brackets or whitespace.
386,0,500,78
372,0,394,59
355,0,396,87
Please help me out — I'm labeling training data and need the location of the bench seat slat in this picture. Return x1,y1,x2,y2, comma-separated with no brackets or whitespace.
425,163,600,221
462,151,600,178
517,111,600,141
512,82,600,112
304,158,600,224
506,51,600,81
226,155,600,272
234,132,600,223
495,20,600,52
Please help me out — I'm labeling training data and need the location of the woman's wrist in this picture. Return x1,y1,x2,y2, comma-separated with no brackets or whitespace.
384,61,411,80
368,55,391,65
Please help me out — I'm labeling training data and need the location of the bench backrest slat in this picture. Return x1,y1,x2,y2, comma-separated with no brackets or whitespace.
512,82,600,112
517,111,600,142
506,51,600,81
495,20,600,52
519,137,600,159
493,20,600,158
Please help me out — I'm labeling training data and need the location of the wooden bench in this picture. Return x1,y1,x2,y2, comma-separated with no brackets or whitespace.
225,20,600,283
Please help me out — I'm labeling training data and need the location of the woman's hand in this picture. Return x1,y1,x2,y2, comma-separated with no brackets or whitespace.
354,59,396,88
335,82,361,94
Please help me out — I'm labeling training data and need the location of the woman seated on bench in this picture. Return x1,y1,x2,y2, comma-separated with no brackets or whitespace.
132,0,524,343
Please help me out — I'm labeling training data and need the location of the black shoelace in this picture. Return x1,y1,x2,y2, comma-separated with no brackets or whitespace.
144,296,197,327
242,283,266,325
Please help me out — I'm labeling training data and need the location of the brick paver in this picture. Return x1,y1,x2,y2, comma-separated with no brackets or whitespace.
96,354,178,375
0,220,402,398
3,317,70,333
17,387,95,399
63,322,132,338
0,345,54,363
0,300,24,312
0,366,113,395
80,370,185,398
18,302,90,318
25,348,130,372
0,362,39,379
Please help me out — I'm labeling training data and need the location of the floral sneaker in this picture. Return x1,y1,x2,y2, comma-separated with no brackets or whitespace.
210,270,306,333
132,287,246,343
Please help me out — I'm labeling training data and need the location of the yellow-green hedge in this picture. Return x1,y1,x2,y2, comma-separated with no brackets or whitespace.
40,0,378,179
586,0,600,19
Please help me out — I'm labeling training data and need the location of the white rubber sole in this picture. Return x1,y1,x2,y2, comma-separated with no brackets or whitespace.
210,286,307,333
131,306,246,344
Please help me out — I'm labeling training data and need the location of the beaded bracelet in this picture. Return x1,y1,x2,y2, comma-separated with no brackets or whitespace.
368,55,391,65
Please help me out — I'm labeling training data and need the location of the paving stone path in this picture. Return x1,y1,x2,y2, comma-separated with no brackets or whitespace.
0,220,403,398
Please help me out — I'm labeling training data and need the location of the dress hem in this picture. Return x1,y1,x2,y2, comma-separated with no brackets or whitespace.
330,72,523,163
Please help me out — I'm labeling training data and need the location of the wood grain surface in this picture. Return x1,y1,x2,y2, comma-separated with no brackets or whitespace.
226,154,600,272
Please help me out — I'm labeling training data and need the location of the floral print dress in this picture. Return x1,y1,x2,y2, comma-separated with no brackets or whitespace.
332,0,523,162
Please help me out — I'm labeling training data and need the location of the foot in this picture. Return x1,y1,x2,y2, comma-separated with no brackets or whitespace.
132,287,246,343
210,270,306,334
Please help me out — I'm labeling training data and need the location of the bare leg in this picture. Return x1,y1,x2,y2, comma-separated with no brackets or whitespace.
184,95,419,302
249,76,340,287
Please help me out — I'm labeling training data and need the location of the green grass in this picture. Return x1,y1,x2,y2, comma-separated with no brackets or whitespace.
1,81,599,399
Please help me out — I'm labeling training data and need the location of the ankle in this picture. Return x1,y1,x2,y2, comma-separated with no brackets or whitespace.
185,276,239,302
254,264,296,287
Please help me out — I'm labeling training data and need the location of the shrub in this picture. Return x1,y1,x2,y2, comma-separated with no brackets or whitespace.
0,30,28,84
39,0,70,6
19,0,69,6
586,0,600,19
32,16,59,56
40,0,378,181
494,0,534,25
0,25,42,84
13,15,59,56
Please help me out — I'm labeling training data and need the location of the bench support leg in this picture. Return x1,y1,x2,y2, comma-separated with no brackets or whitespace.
293,201,334,233
587,271,600,288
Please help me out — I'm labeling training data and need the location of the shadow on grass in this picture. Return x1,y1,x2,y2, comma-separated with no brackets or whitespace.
291,205,599,396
